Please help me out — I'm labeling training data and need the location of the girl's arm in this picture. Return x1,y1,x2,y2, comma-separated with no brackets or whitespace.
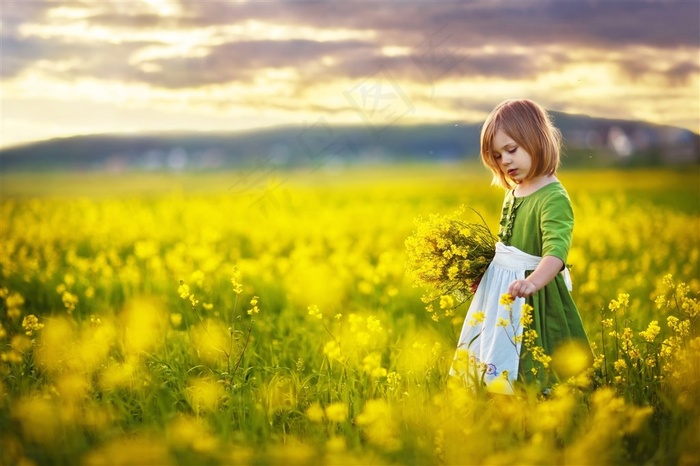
507,256,564,298
509,189,573,298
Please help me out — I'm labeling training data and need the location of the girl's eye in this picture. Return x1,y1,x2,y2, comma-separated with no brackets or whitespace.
494,153,501,160
507,148,517,154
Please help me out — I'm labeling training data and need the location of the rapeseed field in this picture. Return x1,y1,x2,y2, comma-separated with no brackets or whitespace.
1,164,698,465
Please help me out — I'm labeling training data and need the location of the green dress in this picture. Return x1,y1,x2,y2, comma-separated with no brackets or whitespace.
499,181,591,385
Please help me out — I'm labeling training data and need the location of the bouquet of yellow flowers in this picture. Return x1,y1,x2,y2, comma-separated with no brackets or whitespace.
405,206,497,321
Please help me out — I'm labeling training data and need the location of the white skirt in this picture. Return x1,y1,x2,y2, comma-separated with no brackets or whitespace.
449,242,572,394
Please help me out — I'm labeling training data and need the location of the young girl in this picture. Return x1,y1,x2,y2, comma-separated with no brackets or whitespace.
450,99,591,394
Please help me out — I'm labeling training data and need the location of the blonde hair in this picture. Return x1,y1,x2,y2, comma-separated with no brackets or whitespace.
480,99,562,189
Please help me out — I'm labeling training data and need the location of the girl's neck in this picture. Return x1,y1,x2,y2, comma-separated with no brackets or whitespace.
513,174,558,197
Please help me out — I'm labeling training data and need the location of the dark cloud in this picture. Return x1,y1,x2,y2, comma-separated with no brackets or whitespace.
666,60,700,85
608,56,700,86
172,0,700,49
85,13,177,29
1,35,44,78
0,33,162,80
174,2,399,31
138,40,547,91
327,49,544,84
0,1,54,77
137,39,375,88
543,1,700,49
0,1,52,31
1,0,697,90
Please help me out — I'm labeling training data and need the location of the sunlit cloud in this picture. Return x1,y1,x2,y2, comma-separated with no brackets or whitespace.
1,0,698,148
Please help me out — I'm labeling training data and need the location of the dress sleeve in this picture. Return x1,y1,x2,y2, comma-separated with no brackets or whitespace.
540,189,574,264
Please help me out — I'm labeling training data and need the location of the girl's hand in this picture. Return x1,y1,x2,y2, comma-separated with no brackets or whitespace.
508,256,563,298
507,279,536,298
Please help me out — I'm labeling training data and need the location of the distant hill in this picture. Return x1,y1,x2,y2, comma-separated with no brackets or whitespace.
0,112,697,172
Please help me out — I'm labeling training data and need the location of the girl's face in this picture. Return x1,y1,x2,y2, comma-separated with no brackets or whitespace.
491,129,533,185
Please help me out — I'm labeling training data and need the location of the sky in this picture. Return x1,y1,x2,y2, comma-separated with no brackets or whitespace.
1,0,699,149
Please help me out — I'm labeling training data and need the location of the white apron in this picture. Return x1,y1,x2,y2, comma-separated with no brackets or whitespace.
449,242,572,394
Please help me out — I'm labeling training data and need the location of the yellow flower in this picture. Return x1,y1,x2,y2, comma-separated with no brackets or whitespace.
308,305,322,319
22,314,44,336
323,340,344,362
230,266,243,294
447,265,459,280
324,402,348,423
667,315,679,328
405,207,496,316
496,317,509,327
614,359,627,372
666,315,691,337
467,310,486,327
61,291,79,314
551,341,593,379
362,352,387,378
356,399,400,450
386,371,401,390
639,320,661,342
5,293,24,309
306,402,325,423
520,303,534,326
189,296,199,307
608,293,630,312
366,316,382,333
662,273,674,288
247,296,260,315
654,295,666,310
178,282,190,299
439,295,454,310
499,293,514,307
190,270,205,287
326,436,346,453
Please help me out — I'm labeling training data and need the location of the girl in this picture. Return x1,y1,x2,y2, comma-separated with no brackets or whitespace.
450,99,591,394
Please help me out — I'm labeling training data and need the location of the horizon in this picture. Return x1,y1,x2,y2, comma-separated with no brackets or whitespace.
3,108,698,153
2,1,699,149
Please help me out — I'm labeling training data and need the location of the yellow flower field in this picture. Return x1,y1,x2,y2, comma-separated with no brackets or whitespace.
0,164,698,465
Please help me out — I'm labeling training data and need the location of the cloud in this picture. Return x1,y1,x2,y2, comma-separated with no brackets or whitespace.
173,0,700,49
4,0,697,90
138,38,375,88
0,32,161,81
85,12,173,29
666,60,700,86
1,0,697,144
542,0,699,48
0,35,43,78
0,1,52,30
